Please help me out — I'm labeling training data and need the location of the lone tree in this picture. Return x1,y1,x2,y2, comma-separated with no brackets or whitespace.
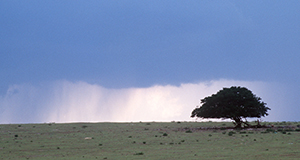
191,86,270,128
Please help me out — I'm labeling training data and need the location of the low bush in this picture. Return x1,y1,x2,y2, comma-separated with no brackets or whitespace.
284,128,294,132
82,125,88,129
228,131,235,136
185,130,192,133
134,152,144,155
277,129,283,132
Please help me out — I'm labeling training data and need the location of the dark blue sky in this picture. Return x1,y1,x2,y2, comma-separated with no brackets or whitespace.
0,1,299,123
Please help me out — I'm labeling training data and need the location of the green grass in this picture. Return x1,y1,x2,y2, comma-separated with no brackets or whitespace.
0,121,299,159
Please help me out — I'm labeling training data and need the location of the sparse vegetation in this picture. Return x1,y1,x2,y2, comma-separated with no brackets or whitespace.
0,121,299,159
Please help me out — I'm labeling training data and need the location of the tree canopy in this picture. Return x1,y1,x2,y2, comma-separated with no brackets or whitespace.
191,86,270,128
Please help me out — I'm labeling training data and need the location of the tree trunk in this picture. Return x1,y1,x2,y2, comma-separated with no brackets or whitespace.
233,117,242,128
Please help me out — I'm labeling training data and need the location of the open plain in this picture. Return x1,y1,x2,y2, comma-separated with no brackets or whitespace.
0,121,299,159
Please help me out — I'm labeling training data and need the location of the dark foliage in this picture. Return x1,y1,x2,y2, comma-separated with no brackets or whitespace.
191,86,270,128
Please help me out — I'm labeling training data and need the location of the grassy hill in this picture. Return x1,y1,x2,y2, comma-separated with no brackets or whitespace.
0,121,299,159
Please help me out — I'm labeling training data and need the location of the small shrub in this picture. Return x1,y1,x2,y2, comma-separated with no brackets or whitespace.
282,131,286,134
222,131,226,134
134,152,144,155
228,131,236,136
143,142,146,144
185,130,192,133
284,129,294,132
254,139,256,141
295,129,300,132
82,125,88,129
57,147,60,149
239,131,247,134
208,134,212,137
277,129,283,132
287,133,291,135
15,134,18,138
128,136,132,138
99,143,102,146
261,131,268,134
146,123,151,125
163,133,168,136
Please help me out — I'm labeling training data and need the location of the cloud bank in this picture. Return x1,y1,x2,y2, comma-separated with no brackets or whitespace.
0,79,288,124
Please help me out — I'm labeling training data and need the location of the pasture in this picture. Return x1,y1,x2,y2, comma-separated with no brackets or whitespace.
0,121,299,159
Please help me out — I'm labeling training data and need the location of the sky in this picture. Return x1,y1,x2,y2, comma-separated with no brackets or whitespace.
0,0,299,123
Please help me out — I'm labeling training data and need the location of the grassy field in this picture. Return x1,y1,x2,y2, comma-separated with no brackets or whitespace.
0,121,299,159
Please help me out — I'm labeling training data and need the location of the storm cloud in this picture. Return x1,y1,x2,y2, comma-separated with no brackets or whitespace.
0,79,287,124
